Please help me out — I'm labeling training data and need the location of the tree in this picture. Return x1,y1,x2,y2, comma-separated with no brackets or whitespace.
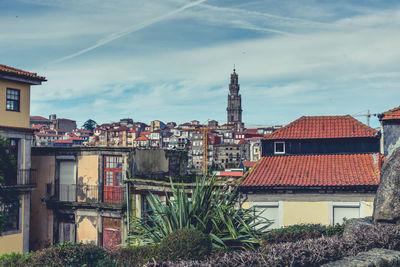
82,119,98,132
130,176,271,250
0,135,20,232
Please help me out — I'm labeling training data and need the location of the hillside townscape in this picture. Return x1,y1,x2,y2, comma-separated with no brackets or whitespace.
1,0,400,266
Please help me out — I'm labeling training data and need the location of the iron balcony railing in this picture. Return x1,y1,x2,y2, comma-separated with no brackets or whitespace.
17,168,37,185
58,184,126,204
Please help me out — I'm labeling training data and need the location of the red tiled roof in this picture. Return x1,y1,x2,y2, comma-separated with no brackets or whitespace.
242,161,256,168
0,64,46,80
218,171,243,177
135,136,149,141
241,153,384,188
32,124,44,129
380,106,400,120
30,116,49,121
68,137,83,141
54,140,73,144
264,115,377,140
140,131,151,135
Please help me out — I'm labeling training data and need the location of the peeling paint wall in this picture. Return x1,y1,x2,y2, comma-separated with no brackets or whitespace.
77,155,99,202
30,155,55,250
76,213,98,245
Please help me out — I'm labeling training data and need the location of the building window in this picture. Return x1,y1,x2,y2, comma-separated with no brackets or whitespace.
331,202,361,225
274,142,285,154
253,202,281,230
0,202,20,232
6,88,20,112
104,156,123,203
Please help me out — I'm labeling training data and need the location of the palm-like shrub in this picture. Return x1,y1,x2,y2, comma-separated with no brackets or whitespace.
130,176,270,250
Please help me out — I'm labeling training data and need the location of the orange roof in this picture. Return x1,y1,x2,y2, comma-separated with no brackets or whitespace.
264,115,377,140
30,116,49,121
242,161,256,168
0,64,46,80
380,106,400,120
135,136,149,141
68,137,83,141
140,131,151,135
241,153,384,188
54,140,73,144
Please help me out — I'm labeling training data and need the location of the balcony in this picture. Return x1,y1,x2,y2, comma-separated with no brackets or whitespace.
17,168,37,186
58,184,126,204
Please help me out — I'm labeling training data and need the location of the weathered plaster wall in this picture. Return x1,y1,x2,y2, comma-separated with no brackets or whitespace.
76,212,98,245
77,155,99,202
383,121,400,157
77,155,99,186
284,202,330,225
30,155,55,250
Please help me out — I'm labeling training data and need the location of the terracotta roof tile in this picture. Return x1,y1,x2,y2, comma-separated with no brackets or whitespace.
0,64,46,80
135,136,149,141
264,115,377,140
380,106,400,120
242,161,256,168
30,116,49,121
241,153,384,188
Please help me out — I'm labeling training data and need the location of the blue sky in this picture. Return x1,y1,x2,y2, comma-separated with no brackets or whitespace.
1,0,400,128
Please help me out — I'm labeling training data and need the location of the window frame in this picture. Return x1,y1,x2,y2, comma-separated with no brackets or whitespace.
274,141,285,154
6,88,21,112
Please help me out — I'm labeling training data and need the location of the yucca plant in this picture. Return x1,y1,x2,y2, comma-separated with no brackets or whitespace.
129,176,271,250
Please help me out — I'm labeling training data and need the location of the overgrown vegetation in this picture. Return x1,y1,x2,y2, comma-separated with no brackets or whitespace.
160,228,211,261
262,223,345,244
129,175,271,250
1,221,393,266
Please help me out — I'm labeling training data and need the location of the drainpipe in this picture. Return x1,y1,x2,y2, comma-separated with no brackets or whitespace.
126,182,130,233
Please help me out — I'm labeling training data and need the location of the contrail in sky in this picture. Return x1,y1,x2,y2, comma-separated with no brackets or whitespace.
50,0,207,64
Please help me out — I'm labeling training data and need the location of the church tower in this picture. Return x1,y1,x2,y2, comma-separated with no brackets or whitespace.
226,68,242,123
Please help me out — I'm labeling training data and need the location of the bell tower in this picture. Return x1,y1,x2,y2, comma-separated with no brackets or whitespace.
226,68,242,123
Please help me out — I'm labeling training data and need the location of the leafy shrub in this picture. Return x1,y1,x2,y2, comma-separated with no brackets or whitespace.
168,222,400,266
130,176,270,250
111,245,162,267
27,242,114,267
262,224,325,244
160,229,211,262
326,222,345,237
0,252,29,267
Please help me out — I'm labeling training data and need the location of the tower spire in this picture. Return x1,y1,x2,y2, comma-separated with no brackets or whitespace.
226,68,242,123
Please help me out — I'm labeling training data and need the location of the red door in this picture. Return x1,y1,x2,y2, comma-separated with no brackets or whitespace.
103,217,121,250
104,156,123,203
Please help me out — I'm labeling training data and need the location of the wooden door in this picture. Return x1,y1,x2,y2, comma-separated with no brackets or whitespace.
102,217,121,250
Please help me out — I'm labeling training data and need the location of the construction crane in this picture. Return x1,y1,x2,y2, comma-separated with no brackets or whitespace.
352,110,378,126
179,126,209,176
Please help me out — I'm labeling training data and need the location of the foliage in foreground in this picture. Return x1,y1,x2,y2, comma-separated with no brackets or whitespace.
130,175,270,249
1,222,396,266
167,222,400,266
160,228,212,262
262,223,345,244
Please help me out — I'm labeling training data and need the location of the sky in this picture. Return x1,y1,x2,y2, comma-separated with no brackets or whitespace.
1,0,400,128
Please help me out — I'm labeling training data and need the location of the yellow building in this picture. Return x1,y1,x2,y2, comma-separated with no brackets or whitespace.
240,153,383,228
0,64,46,253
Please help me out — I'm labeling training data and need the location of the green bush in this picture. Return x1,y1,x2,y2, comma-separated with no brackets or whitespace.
160,228,212,262
262,222,346,245
263,224,325,244
27,242,114,267
130,176,270,250
112,245,162,267
326,222,345,236
0,252,29,267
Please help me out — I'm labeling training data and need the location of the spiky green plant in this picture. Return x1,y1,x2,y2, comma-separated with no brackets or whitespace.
129,176,271,250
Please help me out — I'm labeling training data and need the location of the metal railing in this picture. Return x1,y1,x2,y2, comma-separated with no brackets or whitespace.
104,187,126,204
17,168,37,185
58,184,125,204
